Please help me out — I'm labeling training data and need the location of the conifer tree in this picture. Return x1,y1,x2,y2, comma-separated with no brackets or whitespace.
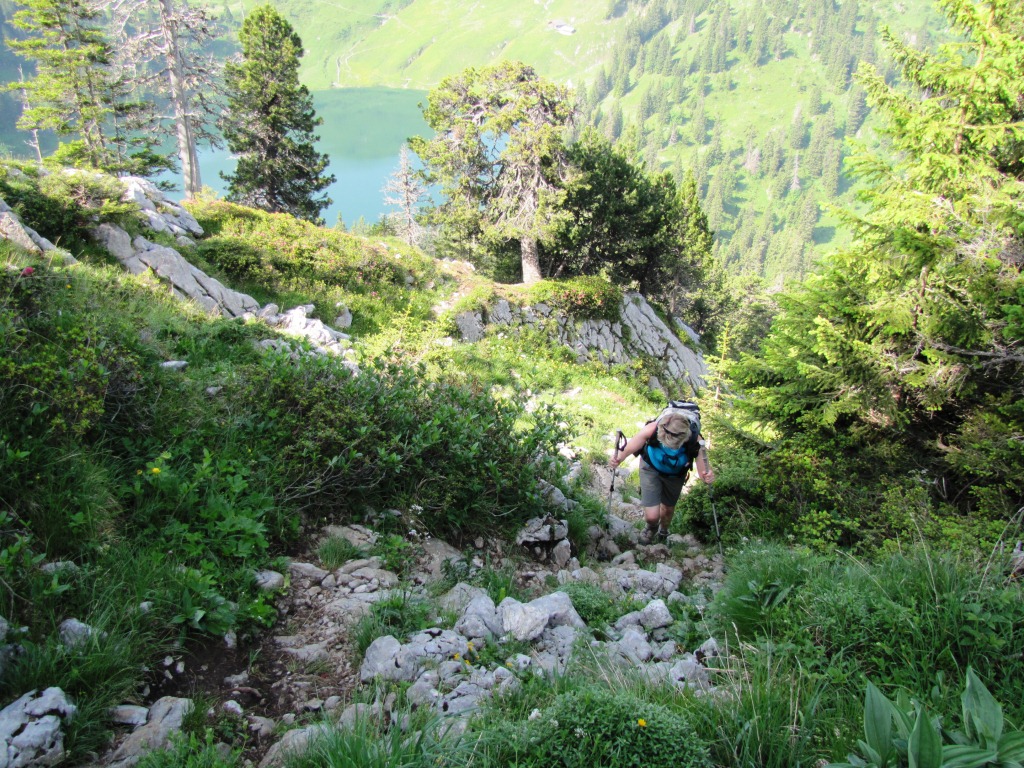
7,0,162,173
219,4,334,223
410,61,575,285
730,0,1024,535
382,144,427,248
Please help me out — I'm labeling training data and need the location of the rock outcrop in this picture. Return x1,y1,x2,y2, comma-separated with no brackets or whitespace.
454,292,706,394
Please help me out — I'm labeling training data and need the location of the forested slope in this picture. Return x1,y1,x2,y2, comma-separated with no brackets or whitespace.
213,0,942,281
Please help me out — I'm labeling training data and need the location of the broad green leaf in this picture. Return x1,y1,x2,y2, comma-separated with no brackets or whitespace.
865,682,895,766
962,667,1003,745
941,744,996,767
997,730,1024,760
908,706,943,768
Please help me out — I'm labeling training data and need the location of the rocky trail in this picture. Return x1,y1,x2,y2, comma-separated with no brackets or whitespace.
0,177,725,767
3,457,728,768
82,461,723,767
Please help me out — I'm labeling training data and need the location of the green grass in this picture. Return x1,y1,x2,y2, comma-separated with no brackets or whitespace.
318,535,366,570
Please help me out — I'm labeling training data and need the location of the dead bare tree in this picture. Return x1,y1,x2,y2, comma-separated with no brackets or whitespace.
105,0,222,197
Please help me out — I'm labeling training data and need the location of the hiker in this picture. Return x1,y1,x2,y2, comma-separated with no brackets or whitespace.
610,409,715,543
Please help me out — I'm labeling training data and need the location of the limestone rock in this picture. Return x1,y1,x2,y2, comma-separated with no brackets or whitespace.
258,724,330,768
0,687,76,768
497,598,548,642
109,696,191,767
254,570,285,591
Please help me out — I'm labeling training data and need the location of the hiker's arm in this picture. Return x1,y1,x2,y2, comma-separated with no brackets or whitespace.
695,445,715,484
610,422,657,468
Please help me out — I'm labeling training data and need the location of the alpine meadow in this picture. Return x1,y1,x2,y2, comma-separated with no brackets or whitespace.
0,0,1022,767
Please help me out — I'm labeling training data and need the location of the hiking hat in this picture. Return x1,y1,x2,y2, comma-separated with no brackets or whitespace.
657,413,691,450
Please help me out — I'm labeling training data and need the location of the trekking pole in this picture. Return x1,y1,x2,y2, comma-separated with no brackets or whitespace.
709,484,723,557
608,430,625,513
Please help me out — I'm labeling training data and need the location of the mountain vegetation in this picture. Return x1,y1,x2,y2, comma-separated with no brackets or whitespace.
0,0,1021,765
189,0,944,282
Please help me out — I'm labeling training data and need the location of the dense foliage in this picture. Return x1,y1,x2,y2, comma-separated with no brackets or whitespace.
694,0,1024,549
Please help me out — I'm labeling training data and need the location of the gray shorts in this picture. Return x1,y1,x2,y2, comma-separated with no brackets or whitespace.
639,459,687,508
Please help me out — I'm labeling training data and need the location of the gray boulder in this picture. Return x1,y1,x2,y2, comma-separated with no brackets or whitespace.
497,598,548,642
258,724,331,768
527,592,587,630
0,687,76,768
108,696,191,767
455,594,502,640
639,599,674,630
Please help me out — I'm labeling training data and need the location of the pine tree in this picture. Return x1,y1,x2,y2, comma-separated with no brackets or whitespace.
410,61,575,285
219,4,334,223
7,0,159,172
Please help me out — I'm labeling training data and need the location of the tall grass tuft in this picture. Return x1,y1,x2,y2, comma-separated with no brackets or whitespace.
282,708,473,768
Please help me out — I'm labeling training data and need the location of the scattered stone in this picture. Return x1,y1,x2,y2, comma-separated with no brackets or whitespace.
224,671,250,689
222,701,244,718
639,599,673,630
58,618,98,650
108,696,192,767
255,570,286,591
258,724,331,768
159,360,188,371
110,705,149,728
288,562,329,583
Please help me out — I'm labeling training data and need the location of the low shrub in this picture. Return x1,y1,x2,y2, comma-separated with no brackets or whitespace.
483,687,711,768
282,707,472,768
523,277,622,321
558,582,621,627
244,355,567,542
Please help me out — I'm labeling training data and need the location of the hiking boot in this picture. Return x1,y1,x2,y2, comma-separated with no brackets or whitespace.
639,526,659,545
656,528,670,543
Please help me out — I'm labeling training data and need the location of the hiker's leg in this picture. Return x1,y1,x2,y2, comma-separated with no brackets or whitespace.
659,504,675,533
638,462,662,537
657,474,686,534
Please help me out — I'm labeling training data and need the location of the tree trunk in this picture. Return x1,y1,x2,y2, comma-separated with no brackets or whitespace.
521,236,542,284
159,0,201,197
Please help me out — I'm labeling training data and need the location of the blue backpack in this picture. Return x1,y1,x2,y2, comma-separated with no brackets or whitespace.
641,401,702,477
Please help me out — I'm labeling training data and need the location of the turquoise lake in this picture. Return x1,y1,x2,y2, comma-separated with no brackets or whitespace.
170,87,431,227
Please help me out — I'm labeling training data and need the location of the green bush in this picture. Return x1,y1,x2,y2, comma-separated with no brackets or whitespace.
486,687,711,768
558,582,621,627
0,164,137,250
282,707,471,768
708,544,1024,722
243,355,567,542
523,276,622,321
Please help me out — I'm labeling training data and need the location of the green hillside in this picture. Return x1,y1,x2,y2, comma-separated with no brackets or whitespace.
216,0,943,280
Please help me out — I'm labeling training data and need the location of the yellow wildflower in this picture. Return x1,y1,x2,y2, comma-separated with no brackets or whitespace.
637,719,647,728
453,653,461,661
150,467,161,474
